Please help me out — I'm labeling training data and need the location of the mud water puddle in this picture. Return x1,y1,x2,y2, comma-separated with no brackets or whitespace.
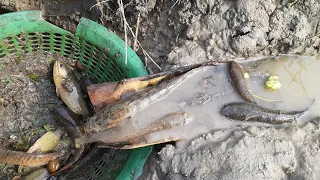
243,55,320,123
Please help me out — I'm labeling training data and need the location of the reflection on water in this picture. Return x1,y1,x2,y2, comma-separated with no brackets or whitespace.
243,54,320,123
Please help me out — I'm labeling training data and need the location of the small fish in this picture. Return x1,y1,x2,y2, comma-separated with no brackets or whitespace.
220,102,305,124
229,61,257,104
75,111,192,148
13,168,49,180
50,107,85,177
0,149,59,167
18,130,63,173
53,60,90,116
54,107,83,139
28,130,63,153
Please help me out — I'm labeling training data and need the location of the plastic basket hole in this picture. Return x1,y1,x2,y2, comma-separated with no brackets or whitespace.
103,71,113,79
91,60,98,66
32,48,39,52
64,49,71,54
83,52,91,59
42,32,50,36
96,74,102,80
82,60,89,66
88,177,94,180
30,36,38,40
28,32,36,36
42,36,50,40
0,53,6,58
95,169,103,176
8,49,17,54
43,40,50,44
17,35,26,41
43,44,50,48
65,38,73,44
6,40,14,45
65,41,73,47
7,45,13,50
99,66,106,73
54,37,62,41
65,46,72,52
54,33,63,37
73,54,80,59
84,41,93,49
53,48,61,52
98,161,106,167
54,44,61,49
54,41,62,45
109,153,117,160
4,37,12,41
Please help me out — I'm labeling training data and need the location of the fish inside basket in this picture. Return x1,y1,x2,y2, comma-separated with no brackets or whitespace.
0,10,152,180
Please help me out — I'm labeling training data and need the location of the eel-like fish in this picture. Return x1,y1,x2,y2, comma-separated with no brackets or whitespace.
0,149,59,167
229,61,257,104
75,111,192,148
50,107,85,176
220,102,305,124
13,168,49,180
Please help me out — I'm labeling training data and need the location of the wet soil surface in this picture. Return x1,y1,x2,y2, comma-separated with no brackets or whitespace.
0,54,60,138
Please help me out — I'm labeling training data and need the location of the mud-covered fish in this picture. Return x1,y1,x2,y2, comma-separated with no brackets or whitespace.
54,107,83,139
220,102,305,124
50,107,85,176
84,70,198,133
75,112,193,148
229,61,257,104
13,168,49,180
53,60,90,116
27,130,63,153
0,149,59,167
18,129,63,173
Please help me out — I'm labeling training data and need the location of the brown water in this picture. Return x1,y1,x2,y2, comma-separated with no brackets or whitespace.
243,54,320,123
126,64,276,147
91,55,320,148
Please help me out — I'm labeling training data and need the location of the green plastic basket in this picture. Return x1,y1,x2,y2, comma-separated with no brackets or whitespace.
0,11,152,179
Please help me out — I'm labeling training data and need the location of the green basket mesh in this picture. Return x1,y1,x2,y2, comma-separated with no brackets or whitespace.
0,11,152,180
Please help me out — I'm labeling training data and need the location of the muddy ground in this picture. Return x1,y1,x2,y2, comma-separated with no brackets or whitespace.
0,53,72,178
0,53,60,142
2,0,320,179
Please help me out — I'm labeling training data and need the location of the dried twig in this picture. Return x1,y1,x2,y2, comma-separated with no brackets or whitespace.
118,0,128,65
133,12,141,52
125,20,161,70
89,0,111,11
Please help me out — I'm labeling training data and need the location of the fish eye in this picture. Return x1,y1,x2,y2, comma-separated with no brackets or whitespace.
60,64,63,68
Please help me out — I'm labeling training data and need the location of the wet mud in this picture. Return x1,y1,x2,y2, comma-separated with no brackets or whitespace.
0,53,72,178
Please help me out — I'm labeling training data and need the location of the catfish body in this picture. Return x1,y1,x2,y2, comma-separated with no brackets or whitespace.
75,112,192,148
229,61,257,104
0,149,59,167
220,102,305,124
